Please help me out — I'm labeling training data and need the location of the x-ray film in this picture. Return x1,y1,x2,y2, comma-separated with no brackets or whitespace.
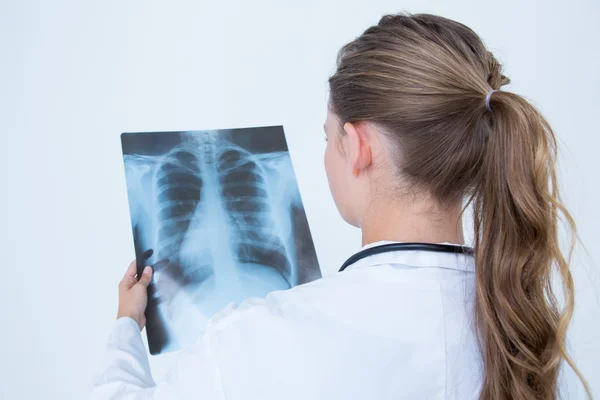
121,126,321,355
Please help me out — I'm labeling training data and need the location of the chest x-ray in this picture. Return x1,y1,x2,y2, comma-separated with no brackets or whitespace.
121,126,321,355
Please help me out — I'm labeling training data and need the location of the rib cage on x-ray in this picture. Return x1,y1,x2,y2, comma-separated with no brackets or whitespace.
122,127,320,354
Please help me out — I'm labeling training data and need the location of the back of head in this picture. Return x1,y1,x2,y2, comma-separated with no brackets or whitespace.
328,13,590,399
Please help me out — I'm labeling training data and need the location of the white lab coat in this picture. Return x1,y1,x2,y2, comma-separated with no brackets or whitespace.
91,240,483,399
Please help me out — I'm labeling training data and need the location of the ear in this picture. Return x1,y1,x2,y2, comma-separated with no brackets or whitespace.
343,122,372,177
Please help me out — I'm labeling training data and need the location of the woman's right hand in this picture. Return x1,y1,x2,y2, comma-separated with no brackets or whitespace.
116,260,153,331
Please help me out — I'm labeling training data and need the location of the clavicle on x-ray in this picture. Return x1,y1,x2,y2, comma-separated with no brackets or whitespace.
121,126,321,354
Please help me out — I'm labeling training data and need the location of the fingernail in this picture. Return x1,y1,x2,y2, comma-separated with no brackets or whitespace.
144,266,152,274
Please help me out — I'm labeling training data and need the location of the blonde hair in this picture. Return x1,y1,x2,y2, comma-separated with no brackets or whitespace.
328,13,590,399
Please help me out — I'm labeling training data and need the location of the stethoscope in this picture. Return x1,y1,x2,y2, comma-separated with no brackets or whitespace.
339,242,475,272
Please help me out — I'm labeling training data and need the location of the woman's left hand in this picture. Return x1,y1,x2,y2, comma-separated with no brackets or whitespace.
117,260,153,331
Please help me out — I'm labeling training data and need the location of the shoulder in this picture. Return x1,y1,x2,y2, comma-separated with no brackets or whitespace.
204,265,450,337
205,273,339,331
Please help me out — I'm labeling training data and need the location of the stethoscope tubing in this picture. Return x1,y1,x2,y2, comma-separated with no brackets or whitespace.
339,242,475,272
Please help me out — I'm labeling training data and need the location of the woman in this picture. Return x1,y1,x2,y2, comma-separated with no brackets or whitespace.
91,13,590,399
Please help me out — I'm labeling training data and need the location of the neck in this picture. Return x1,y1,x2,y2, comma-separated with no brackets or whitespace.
360,195,465,247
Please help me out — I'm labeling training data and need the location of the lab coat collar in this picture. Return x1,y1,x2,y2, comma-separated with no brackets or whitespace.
344,240,476,273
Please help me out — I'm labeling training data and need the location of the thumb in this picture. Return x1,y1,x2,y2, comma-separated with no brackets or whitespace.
137,266,153,288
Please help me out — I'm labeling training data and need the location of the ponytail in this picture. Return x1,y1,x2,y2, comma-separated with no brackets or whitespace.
472,91,591,399
327,12,590,399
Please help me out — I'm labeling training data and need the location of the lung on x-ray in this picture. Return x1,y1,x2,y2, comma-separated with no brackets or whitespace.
121,126,321,355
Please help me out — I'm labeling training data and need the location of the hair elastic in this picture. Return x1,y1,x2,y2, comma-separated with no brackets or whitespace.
485,89,497,112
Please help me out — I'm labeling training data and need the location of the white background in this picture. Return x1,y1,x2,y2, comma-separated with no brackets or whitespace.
1,0,598,398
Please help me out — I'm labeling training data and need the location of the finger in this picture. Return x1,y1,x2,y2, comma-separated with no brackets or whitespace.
123,260,137,280
151,257,170,270
141,249,154,261
119,260,139,289
137,266,153,288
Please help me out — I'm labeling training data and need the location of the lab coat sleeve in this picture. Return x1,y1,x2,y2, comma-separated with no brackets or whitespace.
90,317,226,400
